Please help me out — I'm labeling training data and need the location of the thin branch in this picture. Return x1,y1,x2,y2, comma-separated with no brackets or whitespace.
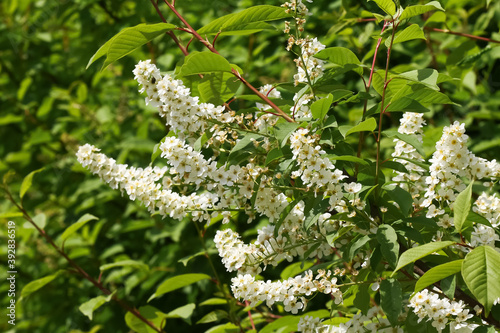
425,27,500,44
3,187,164,333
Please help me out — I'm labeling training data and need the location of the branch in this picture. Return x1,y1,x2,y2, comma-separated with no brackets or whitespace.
3,186,164,333
425,27,500,44
159,0,295,123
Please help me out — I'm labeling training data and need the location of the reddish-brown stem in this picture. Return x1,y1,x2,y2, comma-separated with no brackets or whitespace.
4,189,163,332
375,21,399,190
149,0,189,57
245,301,256,331
425,27,500,44
356,22,389,175
161,0,295,123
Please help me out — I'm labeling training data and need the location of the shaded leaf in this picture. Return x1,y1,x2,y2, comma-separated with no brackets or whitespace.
377,225,400,268
100,260,149,272
395,69,439,91
21,271,61,298
125,306,166,333
380,279,402,326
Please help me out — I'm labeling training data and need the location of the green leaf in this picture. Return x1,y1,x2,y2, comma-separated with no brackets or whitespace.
376,225,400,268
328,155,369,165
198,72,240,104
196,310,228,324
354,284,371,314
165,303,196,324
399,1,445,21
100,260,149,272
384,185,414,217
179,52,232,76
380,279,402,326
383,130,425,156
401,88,457,107
197,5,291,35
414,260,463,293
20,168,44,200
385,97,429,113
79,293,114,320
228,133,263,163
148,273,211,301
394,69,439,91
21,271,61,298
303,196,330,231
339,117,377,138
473,326,498,333
60,213,99,242
125,306,166,333
454,181,473,233
392,241,455,276
441,275,456,299
462,246,500,316
274,122,300,147
386,24,426,47
310,94,333,120
369,0,396,16
265,147,284,166
347,235,372,261
315,47,363,76
88,23,176,70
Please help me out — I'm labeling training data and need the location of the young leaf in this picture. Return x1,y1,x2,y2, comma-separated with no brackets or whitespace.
392,241,455,276
454,181,473,233
79,293,114,320
384,185,414,217
21,271,61,298
462,246,500,316
20,168,44,200
274,122,300,147
399,1,445,21
310,94,333,120
369,0,396,16
196,309,229,324
376,225,399,268
303,196,330,231
88,23,175,70
197,5,291,35
60,213,99,242
179,52,232,76
339,117,377,138
386,24,426,47
414,260,463,293
148,273,211,301
165,303,196,324
380,279,402,326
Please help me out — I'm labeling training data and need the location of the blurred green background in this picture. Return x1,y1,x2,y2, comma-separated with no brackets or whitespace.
1,0,499,332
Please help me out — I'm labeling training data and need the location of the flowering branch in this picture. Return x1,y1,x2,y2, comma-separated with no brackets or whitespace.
158,0,295,123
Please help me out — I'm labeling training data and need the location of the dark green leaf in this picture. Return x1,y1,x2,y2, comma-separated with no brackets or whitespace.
380,279,402,326
376,224,399,268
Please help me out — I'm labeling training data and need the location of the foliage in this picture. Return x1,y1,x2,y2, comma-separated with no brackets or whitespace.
1,0,500,332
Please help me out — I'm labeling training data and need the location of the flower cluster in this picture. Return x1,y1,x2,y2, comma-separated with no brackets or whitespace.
133,59,234,139
409,290,478,332
392,112,427,204
231,269,342,314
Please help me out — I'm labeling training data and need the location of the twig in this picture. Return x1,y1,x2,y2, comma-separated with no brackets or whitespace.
3,186,164,333
425,27,500,44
